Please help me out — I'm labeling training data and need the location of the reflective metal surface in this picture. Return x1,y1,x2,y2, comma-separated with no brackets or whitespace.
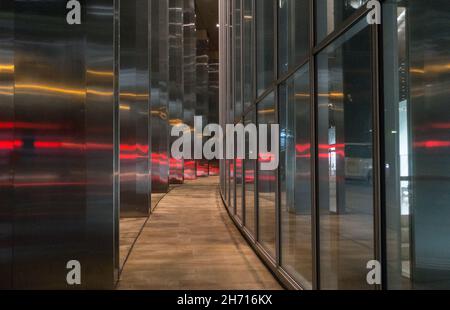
85,0,119,288
150,0,170,194
208,62,220,176
183,0,197,181
13,0,87,288
408,1,450,286
0,0,118,289
0,0,14,289
384,0,450,289
119,0,151,217
195,54,210,177
168,0,184,184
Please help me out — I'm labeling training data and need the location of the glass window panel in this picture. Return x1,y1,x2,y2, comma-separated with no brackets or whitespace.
243,0,254,110
383,0,450,289
257,92,277,257
227,2,234,123
234,0,243,121
230,159,235,212
236,123,244,221
226,159,230,205
317,19,374,289
278,0,309,75
279,64,312,288
316,0,369,43
244,109,257,235
256,0,275,96
221,161,225,194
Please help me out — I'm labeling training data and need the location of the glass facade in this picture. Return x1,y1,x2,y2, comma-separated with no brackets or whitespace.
244,110,257,236
317,19,374,290
220,0,450,290
256,0,275,96
278,0,310,75
242,0,254,111
234,0,243,121
257,92,277,257
316,0,369,42
279,64,313,288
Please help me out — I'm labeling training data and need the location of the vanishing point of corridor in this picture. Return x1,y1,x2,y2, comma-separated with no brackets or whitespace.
117,177,282,290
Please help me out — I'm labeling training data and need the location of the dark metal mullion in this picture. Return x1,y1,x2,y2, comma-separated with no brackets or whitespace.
375,14,388,290
231,0,237,216
240,0,246,227
253,0,259,242
227,0,232,208
231,0,235,129
309,0,319,291
240,0,244,124
371,22,383,291
404,6,416,288
274,0,281,268
113,0,121,282
238,0,243,219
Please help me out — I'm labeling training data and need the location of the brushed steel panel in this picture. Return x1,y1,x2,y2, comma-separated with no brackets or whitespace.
119,0,151,218
196,53,209,178
168,0,184,184
13,0,88,289
408,1,450,285
85,0,118,288
10,0,117,289
150,0,170,194
0,0,14,289
208,62,220,176
183,0,196,181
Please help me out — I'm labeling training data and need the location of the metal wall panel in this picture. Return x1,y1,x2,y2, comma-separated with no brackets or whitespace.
183,0,197,180
168,0,184,184
196,53,210,177
208,62,220,176
85,0,118,288
13,0,88,289
119,0,151,217
408,1,450,286
0,0,14,289
150,0,170,194
6,0,117,289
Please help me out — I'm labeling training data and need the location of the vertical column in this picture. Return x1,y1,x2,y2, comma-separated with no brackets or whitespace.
85,0,118,288
119,0,151,217
150,0,170,195
0,0,14,289
183,0,197,180
168,0,184,184
408,1,450,286
208,61,220,175
0,0,119,289
218,0,227,194
13,0,87,288
196,30,210,177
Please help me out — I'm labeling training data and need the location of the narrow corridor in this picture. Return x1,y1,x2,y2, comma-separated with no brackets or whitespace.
117,177,282,290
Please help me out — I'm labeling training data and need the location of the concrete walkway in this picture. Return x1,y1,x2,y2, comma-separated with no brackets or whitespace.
117,177,282,290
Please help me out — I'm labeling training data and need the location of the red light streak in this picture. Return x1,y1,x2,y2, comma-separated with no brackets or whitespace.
414,140,450,149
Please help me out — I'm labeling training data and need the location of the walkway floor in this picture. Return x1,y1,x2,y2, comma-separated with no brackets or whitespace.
117,177,282,290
